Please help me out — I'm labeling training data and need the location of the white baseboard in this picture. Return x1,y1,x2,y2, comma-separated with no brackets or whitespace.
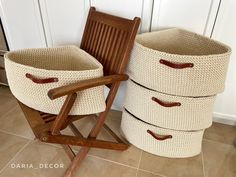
213,112,236,126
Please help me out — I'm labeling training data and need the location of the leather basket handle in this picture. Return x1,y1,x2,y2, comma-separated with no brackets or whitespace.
26,73,58,84
152,97,181,107
160,59,194,69
147,130,172,141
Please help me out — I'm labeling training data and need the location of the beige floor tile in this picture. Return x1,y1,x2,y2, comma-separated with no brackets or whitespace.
75,156,137,177
0,132,29,170
0,86,34,139
88,110,142,168
61,110,142,168
136,170,165,177
89,144,141,168
0,140,71,177
204,122,236,145
0,85,13,98
139,151,204,177
0,141,137,177
0,95,17,115
202,140,236,177
0,105,34,139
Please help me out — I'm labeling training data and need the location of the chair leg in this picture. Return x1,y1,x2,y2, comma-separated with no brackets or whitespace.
63,83,125,177
51,93,77,135
62,145,75,161
89,82,120,138
63,147,90,177
59,131,76,161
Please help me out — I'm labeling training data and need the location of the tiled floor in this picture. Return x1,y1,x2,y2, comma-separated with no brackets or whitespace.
0,85,235,177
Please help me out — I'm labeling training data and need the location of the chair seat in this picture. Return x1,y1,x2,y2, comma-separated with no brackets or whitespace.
18,101,128,151
18,101,90,138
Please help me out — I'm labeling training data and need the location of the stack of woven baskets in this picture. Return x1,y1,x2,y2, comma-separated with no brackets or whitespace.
121,28,231,158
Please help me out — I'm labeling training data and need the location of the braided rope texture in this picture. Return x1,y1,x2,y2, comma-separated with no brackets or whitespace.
122,28,232,157
124,80,216,131
5,45,106,115
121,110,204,158
127,28,231,97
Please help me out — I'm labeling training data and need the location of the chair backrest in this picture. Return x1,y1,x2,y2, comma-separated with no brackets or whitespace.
80,7,140,76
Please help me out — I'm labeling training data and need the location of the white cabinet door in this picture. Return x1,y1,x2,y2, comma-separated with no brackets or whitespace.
90,0,153,33
211,0,236,124
0,0,46,50
151,0,220,36
39,0,90,47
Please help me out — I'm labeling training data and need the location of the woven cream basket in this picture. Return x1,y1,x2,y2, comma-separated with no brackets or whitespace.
124,80,216,130
121,109,204,158
5,45,106,115
127,28,231,96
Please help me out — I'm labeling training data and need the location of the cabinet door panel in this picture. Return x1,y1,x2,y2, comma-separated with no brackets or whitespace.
91,0,143,19
151,0,219,35
39,0,90,46
212,0,236,123
0,0,46,49
91,0,153,33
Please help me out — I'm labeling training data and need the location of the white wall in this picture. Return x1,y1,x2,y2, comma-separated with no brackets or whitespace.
211,0,236,125
90,0,153,33
39,0,90,47
150,0,220,36
0,0,46,50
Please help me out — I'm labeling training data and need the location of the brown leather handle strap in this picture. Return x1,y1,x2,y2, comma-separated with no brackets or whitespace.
147,130,172,141
152,97,181,107
25,73,58,84
159,59,194,69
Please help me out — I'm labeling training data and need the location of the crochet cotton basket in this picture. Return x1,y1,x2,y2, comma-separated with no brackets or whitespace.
121,109,204,158
4,45,106,115
124,80,216,131
127,28,231,96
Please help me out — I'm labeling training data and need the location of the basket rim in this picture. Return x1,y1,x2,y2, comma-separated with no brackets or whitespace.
128,79,217,101
122,108,205,133
4,45,103,73
135,28,232,58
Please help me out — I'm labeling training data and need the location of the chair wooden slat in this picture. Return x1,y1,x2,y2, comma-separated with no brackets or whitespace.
94,23,105,58
81,8,140,76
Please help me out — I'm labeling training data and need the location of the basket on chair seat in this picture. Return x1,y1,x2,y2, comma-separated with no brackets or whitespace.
4,45,106,115
127,28,231,96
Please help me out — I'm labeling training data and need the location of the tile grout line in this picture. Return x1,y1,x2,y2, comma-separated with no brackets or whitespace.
0,140,32,175
0,129,150,174
201,150,206,177
136,151,168,177
0,129,34,141
138,169,168,177
0,104,18,119
135,150,143,177
88,152,168,177
87,154,138,170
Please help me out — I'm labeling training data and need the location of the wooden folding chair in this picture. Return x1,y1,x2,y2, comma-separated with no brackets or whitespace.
18,7,140,177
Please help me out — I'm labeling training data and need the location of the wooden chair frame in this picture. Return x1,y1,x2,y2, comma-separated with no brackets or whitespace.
18,7,140,177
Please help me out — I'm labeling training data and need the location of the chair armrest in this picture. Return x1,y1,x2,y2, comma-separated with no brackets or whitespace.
48,74,129,100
